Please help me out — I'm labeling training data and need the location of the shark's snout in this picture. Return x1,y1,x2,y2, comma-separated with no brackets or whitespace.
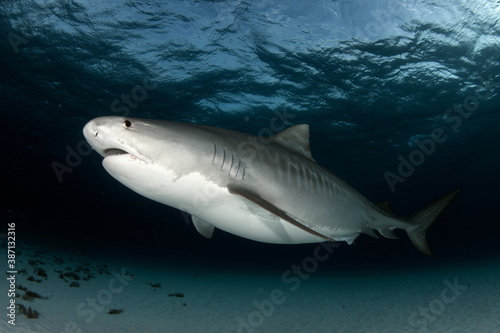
83,117,150,162
83,120,106,157
83,120,97,138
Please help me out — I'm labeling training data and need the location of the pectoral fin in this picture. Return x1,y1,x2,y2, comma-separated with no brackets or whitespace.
228,186,333,241
191,215,215,238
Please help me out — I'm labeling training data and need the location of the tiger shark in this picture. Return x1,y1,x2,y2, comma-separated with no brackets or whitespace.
83,116,460,255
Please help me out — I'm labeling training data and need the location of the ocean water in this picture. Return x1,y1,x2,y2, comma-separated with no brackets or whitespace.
1,0,500,332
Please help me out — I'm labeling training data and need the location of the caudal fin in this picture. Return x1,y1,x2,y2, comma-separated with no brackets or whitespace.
406,187,461,256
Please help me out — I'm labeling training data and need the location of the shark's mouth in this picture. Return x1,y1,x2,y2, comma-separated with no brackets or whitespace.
104,148,147,163
105,148,128,156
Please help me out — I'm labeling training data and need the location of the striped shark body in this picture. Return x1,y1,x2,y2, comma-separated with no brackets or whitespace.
83,117,460,255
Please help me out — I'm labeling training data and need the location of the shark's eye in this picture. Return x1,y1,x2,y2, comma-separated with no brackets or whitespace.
123,120,132,129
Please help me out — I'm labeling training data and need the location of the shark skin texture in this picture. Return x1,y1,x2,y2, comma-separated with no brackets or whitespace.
83,117,460,255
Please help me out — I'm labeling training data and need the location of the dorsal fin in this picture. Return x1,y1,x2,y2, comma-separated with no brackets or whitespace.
270,124,315,161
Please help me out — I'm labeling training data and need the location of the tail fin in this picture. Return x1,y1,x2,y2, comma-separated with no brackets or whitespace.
406,187,461,256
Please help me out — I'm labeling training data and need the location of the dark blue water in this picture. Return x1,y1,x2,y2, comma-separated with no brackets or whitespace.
1,1,500,331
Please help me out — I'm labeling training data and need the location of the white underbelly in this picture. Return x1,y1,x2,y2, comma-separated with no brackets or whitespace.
164,170,325,244
194,188,326,244
103,158,346,244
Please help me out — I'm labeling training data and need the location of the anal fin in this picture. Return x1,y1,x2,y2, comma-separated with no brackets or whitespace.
379,228,400,239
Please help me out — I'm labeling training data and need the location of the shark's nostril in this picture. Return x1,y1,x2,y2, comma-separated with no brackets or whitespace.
94,132,98,138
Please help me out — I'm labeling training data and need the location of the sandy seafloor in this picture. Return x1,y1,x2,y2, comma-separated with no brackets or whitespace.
1,238,499,333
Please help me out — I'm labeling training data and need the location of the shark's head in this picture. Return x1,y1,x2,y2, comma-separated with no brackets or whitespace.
85,116,198,173
83,116,215,207
84,117,149,162
83,116,181,163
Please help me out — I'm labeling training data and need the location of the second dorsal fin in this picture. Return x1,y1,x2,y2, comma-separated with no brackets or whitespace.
270,124,315,161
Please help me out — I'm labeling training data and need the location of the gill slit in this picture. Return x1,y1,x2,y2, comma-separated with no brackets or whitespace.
229,152,234,175
234,159,242,179
221,147,226,171
242,167,248,180
212,142,217,166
